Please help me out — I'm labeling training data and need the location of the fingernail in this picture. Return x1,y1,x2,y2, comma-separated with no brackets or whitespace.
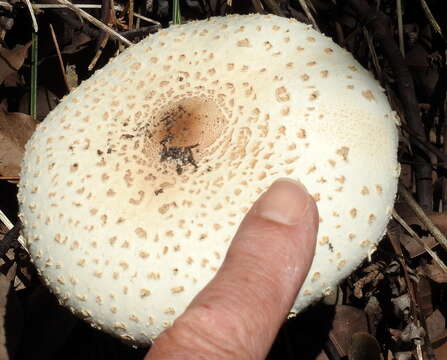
253,178,311,226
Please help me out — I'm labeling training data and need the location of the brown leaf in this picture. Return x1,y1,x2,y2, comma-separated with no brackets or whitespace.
61,31,92,55
329,305,368,357
18,87,59,122
434,340,447,360
426,310,445,342
420,262,447,283
399,232,438,258
348,332,382,360
416,276,433,317
0,105,37,177
0,41,32,84
395,202,447,258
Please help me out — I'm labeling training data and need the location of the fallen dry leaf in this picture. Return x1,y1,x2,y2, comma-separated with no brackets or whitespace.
329,305,368,357
395,201,447,258
0,41,32,84
434,341,447,359
426,309,445,342
61,31,92,55
420,261,447,283
348,332,382,360
18,87,59,122
0,105,37,177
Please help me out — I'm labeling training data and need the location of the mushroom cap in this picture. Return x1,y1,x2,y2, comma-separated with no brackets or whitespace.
18,14,399,345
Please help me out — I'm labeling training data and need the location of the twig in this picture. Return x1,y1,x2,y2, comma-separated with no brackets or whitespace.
0,210,25,248
88,0,112,71
250,0,265,14
262,0,284,16
130,11,160,26
392,209,447,273
0,176,19,181
396,0,404,56
388,225,436,360
88,34,109,70
119,26,158,41
49,24,70,93
334,22,344,44
297,0,320,31
363,27,384,82
23,0,38,32
0,1,12,10
40,3,102,39
398,183,447,252
32,4,161,26
128,0,134,30
55,0,132,46
400,123,447,164
418,0,444,40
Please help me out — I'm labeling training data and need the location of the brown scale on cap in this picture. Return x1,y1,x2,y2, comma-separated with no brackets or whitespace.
17,14,399,345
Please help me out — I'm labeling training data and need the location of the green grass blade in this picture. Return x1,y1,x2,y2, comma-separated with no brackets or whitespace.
173,0,181,25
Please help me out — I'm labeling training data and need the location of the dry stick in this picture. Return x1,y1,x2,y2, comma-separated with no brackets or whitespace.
120,26,156,40
363,28,384,82
396,0,404,56
388,227,435,360
250,0,265,14
88,0,112,71
33,4,161,26
39,4,102,39
399,183,447,253
0,1,12,10
108,0,117,25
400,123,447,164
55,0,132,46
88,34,109,70
128,0,134,30
334,22,344,45
392,209,447,273
130,11,159,26
49,24,70,93
346,0,433,210
297,0,320,31
23,0,38,32
419,0,444,39
364,25,404,130
262,0,284,16
0,176,19,181
0,210,26,248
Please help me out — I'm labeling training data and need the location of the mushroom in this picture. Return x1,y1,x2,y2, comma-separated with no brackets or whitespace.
17,14,400,345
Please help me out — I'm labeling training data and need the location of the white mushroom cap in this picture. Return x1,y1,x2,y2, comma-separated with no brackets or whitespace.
17,14,399,345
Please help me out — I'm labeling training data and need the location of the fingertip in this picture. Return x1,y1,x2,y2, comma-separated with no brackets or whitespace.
252,177,316,227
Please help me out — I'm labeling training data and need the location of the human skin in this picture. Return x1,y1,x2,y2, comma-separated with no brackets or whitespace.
146,178,319,360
